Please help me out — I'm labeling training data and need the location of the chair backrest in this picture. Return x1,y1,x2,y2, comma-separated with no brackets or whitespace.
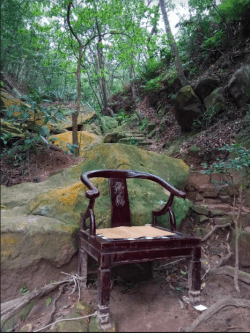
81,169,186,229
109,177,131,227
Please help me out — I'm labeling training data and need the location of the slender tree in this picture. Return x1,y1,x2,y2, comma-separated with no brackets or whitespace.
159,0,189,86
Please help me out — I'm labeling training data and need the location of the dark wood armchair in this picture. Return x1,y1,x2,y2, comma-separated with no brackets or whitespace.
78,169,201,325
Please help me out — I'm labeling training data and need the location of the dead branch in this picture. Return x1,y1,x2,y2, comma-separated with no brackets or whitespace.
233,188,244,293
180,297,250,332
45,284,65,328
201,222,232,242
213,244,233,269
1,280,70,329
208,266,250,285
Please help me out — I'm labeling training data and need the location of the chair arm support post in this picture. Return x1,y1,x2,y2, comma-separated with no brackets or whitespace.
81,172,100,199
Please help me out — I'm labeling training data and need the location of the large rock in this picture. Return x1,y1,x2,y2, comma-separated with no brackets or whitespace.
228,64,250,107
204,87,226,114
49,131,102,156
236,114,250,149
100,116,118,134
174,85,204,131
1,144,191,301
1,209,78,302
194,78,220,100
28,144,190,229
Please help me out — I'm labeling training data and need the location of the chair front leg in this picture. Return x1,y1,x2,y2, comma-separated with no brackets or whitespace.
97,267,111,324
188,246,201,306
78,247,88,289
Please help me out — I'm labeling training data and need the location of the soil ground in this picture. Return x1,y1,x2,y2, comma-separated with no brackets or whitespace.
13,260,250,332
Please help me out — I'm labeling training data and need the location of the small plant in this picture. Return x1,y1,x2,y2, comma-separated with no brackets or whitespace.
144,77,161,92
46,297,53,306
202,143,250,187
19,285,29,296
138,118,148,132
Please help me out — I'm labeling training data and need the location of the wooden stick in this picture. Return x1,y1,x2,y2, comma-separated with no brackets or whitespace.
208,266,250,285
180,297,250,332
1,280,69,329
201,222,232,242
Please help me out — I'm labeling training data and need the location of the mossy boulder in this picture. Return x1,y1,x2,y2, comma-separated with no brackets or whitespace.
228,64,250,107
194,78,220,100
28,143,190,229
100,116,119,134
49,131,102,156
174,85,204,131
204,87,226,114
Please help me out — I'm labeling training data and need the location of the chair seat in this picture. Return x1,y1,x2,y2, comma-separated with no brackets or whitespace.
96,225,175,239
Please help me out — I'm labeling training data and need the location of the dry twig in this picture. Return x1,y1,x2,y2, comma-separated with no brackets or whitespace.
201,222,232,242
1,280,70,329
208,266,250,285
180,297,250,332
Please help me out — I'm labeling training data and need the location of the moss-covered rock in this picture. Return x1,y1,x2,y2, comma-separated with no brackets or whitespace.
28,143,190,229
1,212,78,270
100,117,119,134
174,85,204,131
49,131,102,156
204,87,226,114
228,64,250,107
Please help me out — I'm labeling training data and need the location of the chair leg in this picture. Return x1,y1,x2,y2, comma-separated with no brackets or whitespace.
97,267,111,324
188,246,201,306
78,247,88,289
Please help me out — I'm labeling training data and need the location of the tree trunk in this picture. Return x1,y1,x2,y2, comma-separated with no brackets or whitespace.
159,0,189,87
72,45,82,157
129,52,137,107
96,21,108,113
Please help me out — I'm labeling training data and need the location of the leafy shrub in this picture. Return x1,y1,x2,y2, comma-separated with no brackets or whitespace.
202,143,250,187
138,57,164,81
202,31,225,50
0,95,73,167
144,77,161,92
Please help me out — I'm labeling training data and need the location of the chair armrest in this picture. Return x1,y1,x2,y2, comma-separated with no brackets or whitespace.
81,172,100,199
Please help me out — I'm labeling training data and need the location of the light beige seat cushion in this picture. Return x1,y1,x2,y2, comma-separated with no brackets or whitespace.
96,225,174,239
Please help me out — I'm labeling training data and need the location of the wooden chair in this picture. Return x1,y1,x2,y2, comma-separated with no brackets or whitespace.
78,169,201,325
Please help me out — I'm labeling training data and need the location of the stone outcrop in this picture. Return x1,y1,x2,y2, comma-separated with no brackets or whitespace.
49,131,102,156
204,87,226,114
100,116,118,134
195,78,220,100
228,64,250,107
27,143,191,229
174,85,204,131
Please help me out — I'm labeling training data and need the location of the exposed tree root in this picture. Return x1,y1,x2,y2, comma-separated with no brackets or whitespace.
44,284,65,328
180,297,250,332
201,222,232,242
208,266,250,285
1,280,69,329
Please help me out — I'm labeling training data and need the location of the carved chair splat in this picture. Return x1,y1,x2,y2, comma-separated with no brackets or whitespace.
78,169,201,325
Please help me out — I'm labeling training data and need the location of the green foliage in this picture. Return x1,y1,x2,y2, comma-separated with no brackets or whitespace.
0,95,71,167
19,285,29,296
46,297,53,306
202,31,225,50
138,57,164,81
144,76,161,92
138,118,148,132
202,144,250,187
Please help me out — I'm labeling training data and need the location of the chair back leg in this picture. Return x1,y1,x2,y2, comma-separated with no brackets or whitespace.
78,248,88,289
188,246,201,305
97,267,111,324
